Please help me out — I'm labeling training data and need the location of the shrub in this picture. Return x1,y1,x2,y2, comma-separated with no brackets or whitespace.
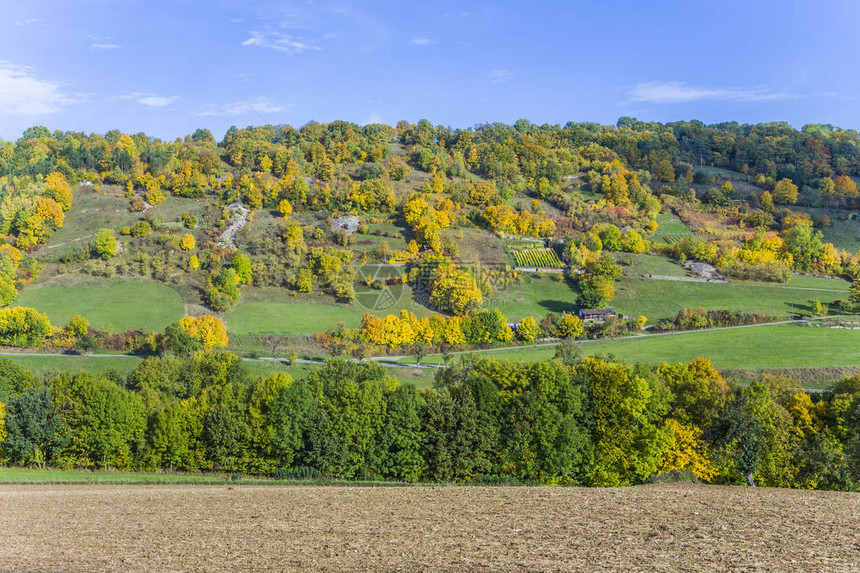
130,221,152,238
0,307,53,347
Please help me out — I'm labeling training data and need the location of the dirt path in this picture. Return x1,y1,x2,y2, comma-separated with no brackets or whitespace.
0,483,857,572
38,232,97,250
218,202,250,249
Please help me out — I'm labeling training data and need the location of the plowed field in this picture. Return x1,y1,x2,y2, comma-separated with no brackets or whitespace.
1,483,858,571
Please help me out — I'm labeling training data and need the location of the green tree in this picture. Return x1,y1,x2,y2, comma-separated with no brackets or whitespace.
0,273,17,306
578,358,672,486
93,228,118,260
554,339,581,366
202,382,250,471
0,357,36,403
232,253,253,284
128,355,194,401
772,178,799,205
709,381,794,487
306,360,388,478
269,379,315,469
3,387,62,468
421,388,496,482
51,372,146,469
496,360,588,483
849,278,860,309
783,223,825,271
372,384,425,482
161,322,201,357
145,402,194,471
656,358,731,429
760,191,775,213
246,373,292,474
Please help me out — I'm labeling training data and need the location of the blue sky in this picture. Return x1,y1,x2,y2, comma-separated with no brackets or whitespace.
1,0,858,140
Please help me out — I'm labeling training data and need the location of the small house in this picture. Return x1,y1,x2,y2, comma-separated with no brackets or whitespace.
578,308,616,323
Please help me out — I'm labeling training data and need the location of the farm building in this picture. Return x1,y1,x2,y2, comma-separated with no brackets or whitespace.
579,308,616,322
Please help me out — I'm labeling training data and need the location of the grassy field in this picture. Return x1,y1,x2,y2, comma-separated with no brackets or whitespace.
1,352,438,389
228,285,439,336
14,279,184,331
694,166,749,181
397,323,860,380
481,270,849,323
486,273,578,321
654,212,696,234
447,227,509,265
622,253,692,278
42,186,140,252
797,207,860,252
587,323,860,371
2,483,857,571
41,187,207,257
613,274,849,321
227,301,367,335
0,354,144,378
0,467,274,485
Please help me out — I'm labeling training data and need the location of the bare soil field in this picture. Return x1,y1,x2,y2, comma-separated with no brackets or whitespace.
1,483,858,572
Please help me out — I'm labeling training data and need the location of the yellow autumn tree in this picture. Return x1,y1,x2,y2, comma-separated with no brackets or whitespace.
0,401,6,450
516,316,539,342
659,419,716,481
277,199,293,217
557,313,584,338
441,316,465,345
360,314,387,346
179,233,196,251
484,204,518,234
178,315,228,350
36,197,65,228
772,178,799,205
429,264,482,315
0,245,23,267
45,172,73,210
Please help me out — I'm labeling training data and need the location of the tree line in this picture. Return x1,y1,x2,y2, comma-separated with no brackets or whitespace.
1,352,857,489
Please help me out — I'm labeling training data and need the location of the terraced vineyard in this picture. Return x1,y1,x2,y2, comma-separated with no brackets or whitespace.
511,247,564,268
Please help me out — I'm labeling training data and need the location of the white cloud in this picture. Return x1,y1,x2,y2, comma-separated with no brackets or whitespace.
136,95,179,107
120,92,180,107
15,18,40,26
411,37,436,46
488,69,515,84
241,30,320,55
90,43,122,50
365,113,383,125
630,81,795,104
0,62,69,115
196,97,290,117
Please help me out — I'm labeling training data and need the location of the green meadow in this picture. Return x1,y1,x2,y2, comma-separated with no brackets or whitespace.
14,280,184,331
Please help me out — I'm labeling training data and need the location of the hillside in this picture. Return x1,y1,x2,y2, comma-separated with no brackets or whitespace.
0,120,857,379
